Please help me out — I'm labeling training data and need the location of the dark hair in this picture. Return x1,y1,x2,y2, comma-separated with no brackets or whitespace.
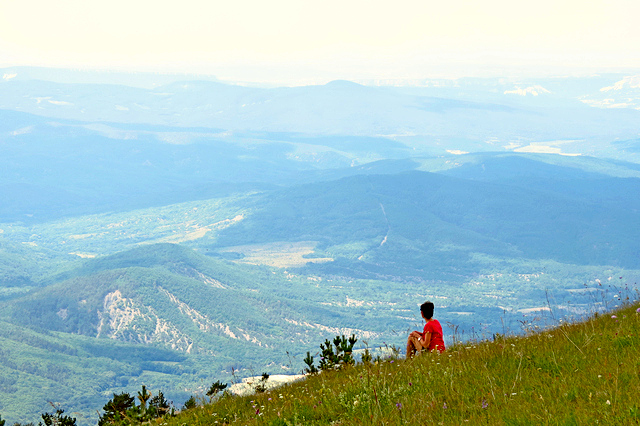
420,301,434,320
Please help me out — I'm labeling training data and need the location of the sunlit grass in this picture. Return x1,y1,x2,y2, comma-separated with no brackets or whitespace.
157,302,640,425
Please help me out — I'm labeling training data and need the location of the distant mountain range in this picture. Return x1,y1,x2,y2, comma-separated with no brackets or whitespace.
2,67,639,143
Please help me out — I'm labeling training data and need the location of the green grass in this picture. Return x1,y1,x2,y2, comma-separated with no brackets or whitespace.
159,303,640,425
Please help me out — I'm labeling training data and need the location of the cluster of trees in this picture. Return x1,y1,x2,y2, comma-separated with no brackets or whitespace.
0,386,176,426
303,334,376,374
98,386,173,425
1,407,76,426
0,382,226,426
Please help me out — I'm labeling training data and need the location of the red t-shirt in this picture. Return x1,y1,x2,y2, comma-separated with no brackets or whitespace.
422,319,445,352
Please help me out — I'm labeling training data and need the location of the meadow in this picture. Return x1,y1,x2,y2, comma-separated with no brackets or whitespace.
161,301,640,425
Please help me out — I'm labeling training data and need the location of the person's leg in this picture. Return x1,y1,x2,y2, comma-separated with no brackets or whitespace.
406,336,414,359
406,335,424,359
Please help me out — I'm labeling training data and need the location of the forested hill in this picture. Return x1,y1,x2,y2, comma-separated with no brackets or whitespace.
212,167,640,272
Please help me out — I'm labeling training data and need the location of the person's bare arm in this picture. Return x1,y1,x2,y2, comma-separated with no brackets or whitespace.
420,331,431,347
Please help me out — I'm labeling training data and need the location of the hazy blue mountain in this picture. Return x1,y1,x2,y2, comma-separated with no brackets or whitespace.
613,137,640,154
440,154,640,209
2,69,639,159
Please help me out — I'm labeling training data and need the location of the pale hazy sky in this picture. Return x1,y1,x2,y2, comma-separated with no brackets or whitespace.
1,0,639,84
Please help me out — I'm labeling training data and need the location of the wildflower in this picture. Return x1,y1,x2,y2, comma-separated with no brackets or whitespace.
390,360,394,363
255,409,260,415
443,402,448,409
606,400,611,405
409,382,413,386
268,398,272,401
396,402,402,410
636,308,640,313
611,315,617,319
482,398,488,409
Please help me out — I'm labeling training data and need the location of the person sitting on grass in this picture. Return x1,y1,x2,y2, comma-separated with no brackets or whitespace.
406,301,445,358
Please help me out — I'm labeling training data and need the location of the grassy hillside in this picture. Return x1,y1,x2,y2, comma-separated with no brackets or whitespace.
162,301,640,425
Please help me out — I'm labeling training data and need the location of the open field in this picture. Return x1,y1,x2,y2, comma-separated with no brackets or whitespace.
218,241,334,268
